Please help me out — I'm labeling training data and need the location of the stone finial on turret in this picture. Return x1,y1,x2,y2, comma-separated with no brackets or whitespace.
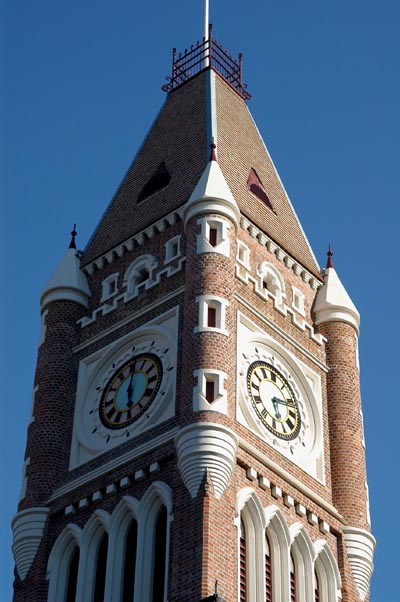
313,246,360,334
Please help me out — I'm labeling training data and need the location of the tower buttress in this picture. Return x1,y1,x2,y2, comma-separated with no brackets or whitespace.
314,252,375,600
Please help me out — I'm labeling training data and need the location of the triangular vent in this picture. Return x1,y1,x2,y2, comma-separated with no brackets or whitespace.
247,168,274,212
138,161,171,203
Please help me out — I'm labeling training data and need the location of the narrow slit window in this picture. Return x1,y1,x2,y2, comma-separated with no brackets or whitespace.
209,227,218,247
205,376,216,403
93,534,108,602
290,554,296,602
265,535,272,602
122,520,138,602
152,507,167,602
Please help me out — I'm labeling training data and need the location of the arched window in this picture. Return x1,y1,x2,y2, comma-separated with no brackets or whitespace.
93,533,108,602
239,520,247,602
265,534,273,602
122,520,138,602
152,506,167,602
65,546,79,602
313,540,341,602
258,262,286,306
289,523,315,602
123,254,157,298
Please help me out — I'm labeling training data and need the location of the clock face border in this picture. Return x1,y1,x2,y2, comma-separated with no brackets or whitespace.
98,352,163,430
246,360,301,441
70,307,179,469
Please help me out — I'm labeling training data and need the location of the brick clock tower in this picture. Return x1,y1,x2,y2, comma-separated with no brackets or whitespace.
12,24,375,602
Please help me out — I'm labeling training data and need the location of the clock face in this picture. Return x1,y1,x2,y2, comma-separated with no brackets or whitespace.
247,361,301,441
99,352,163,430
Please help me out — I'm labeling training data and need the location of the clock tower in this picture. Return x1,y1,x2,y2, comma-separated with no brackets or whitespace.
12,21,375,602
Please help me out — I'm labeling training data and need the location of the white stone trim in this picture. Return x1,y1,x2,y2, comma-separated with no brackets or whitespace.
196,215,231,257
194,294,229,336
343,526,375,601
100,272,119,302
314,539,342,602
164,235,181,264
18,457,31,502
82,207,184,275
175,423,238,499
290,523,315,602
236,240,250,269
239,215,321,291
39,309,49,345
292,286,306,316
12,507,49,580
193,368,228,414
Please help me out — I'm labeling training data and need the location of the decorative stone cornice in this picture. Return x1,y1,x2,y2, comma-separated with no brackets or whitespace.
343,526,376,600
175,423,238,499
240,216,322,291
12,507,49,580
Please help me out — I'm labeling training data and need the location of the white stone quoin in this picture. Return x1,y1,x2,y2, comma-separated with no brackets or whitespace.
175,423,238,499
12,507,49,580
343,526,376,600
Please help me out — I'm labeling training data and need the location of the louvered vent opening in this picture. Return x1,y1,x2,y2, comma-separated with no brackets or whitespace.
138,162,171,202
247,167,274,211
265,551,272,602
239,533,247,602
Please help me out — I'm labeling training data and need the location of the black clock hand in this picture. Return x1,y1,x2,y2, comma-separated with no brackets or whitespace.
126,364,135,407
271,397,282,420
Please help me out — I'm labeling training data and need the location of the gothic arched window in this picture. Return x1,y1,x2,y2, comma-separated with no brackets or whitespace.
122,520,138,602
152,506,167,602
93,533,108,602
123,254,157,298
65,546,79,602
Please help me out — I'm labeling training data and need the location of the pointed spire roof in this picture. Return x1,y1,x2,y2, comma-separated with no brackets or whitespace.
41,228,91,310
184,141,240,227
82,41,320,276
313,248,360,333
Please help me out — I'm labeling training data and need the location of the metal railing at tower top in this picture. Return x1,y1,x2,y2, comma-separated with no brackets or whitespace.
162,24,251,100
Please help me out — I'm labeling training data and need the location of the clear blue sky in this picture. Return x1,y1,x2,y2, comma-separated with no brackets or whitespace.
2,1,399,599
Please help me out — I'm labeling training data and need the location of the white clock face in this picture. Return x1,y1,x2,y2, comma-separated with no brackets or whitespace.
239,345,320,462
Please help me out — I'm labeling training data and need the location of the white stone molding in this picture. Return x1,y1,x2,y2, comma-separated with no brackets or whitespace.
258,261,286,307
82,207,184,276
164,234,181,264
292,286,306,316
236,240,250,268
78,259,186,328
289,523,315,602
39,309,49,345
41,248,91,310
313,266,360,334
12,507,49,581
239,215,322,291
192,368,228,414
103,496,140,602
100,272,119,302
314,539,342,602
123,253,158,298
235,488,266,602
18,457,30,502
134,482,173,602
195,215,231,257
194,294,229,336
343,526,375,601
75,510,109,602
175,423,238,499
264,505,291,602
46,523,81,601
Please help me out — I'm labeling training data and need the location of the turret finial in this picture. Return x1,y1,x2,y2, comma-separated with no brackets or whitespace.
210,138,217,162
69,224,77,249
326,244,334,269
